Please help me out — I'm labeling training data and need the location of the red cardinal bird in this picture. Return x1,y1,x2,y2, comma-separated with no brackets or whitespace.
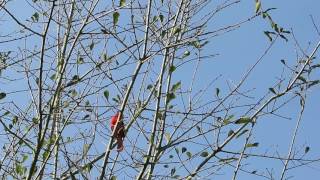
110,112,125,152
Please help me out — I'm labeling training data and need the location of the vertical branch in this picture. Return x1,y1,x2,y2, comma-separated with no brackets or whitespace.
26,1,55,179
36,1,77,178
136,48,168,180
280,95,305,180
53,1,62,178
136,0,186,178
232,123,255,180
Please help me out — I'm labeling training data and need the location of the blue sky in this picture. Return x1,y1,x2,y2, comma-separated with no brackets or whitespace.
197,0,320,179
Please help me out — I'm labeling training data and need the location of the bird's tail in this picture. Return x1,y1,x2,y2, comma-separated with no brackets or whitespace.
116,124,125,152
116,137,124,152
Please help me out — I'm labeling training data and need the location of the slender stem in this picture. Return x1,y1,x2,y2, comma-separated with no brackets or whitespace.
232,123,254,180
280,95,305,180
26,1,55,179
136,48,167,180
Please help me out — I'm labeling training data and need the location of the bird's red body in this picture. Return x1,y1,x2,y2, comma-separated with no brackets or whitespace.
110,112,125,152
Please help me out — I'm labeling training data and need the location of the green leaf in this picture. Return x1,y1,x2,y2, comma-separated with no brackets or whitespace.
83,144,90,155
196,126,201,133
173,27,181,35
222,119,230,125
182,50,190,58
165,133,170,142
282,30,291,34
4,111,10,116
255,0,261,13
234,117,252,124
191,41,201,48
215,88,220,96
262,12,267,18
70,89,77,97
152,15,158,22
166,92,176,103
112,97,119,103
171,168,176,176
103,90,109,100
147,84,153,90
159,14,164,22
200,151,209,157
89,42,94,50
200,41,209,48
0,92,6,100
264,31,273,42
16,164,25,175
182,147,187,153
84,164,93,172
269,87,276,94
161,30,166,37
12,116,18,125
22,154,28,163
223,115,234,125
101,29,108,34
32,117,39,124
42,151,50,160
169,65,176,73
297,76,307,83
308,80,320,88
82,114,90,120
113,12,120,26
156,112,163,120
49,134,57,145
31,12,39,22
103,53,108,61
246,142,259,148
67,75,80,86
227,130,234,137
111,176,117,180
311,64,320,69
85,107,93,112
175,147,179,154
63,101,70,108
171,81,181,92
305,146,310,154
273,23,279,33
50,74,56,80
72,75,79,81
186,151,192,159
36,77,39,85
119,0,126,7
